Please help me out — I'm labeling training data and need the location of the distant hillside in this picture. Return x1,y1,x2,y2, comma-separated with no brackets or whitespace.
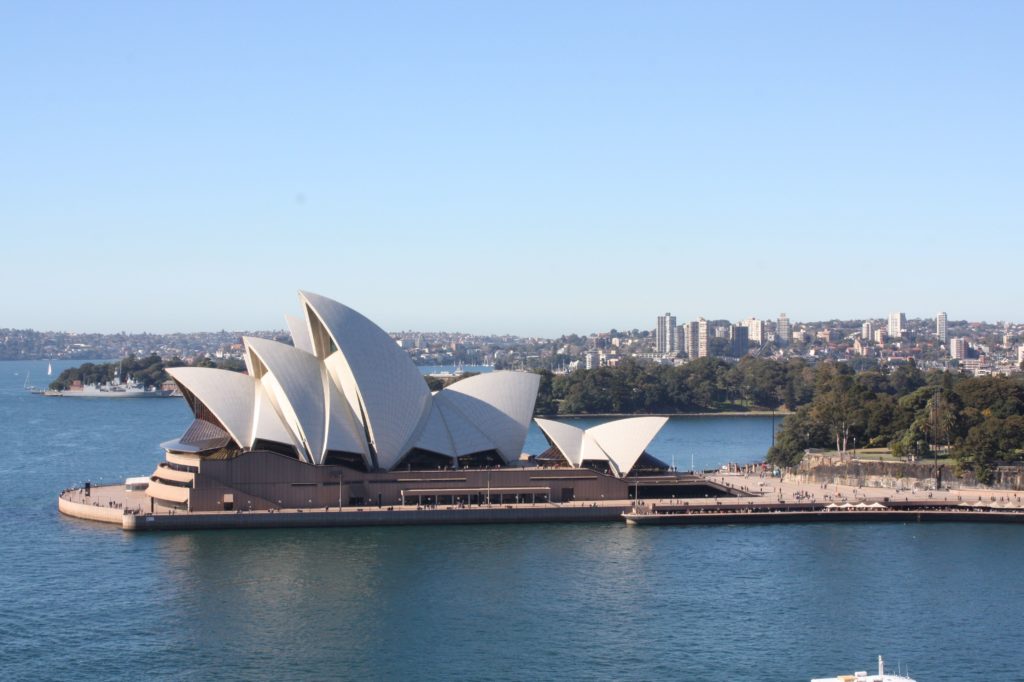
48,355,247,390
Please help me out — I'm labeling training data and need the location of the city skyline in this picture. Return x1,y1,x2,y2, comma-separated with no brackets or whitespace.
4,306,1019,340
3,3,1023,336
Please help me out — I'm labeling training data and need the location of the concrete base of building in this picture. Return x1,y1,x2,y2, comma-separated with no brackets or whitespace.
122,503,629,531
57,485,631,531
58,493,128,525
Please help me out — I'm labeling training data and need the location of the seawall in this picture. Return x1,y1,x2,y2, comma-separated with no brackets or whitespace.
58,495,124,525
625,508,1024,526
121,504,628,531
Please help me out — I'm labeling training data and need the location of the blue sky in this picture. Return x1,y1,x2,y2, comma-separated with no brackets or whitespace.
2,2,1021,336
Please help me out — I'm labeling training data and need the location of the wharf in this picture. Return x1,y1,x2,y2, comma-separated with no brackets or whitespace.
623,500,1024,526
59,485,631,531
59,471,1024,531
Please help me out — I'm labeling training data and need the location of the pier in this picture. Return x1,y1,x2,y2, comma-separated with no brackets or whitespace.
57,469,1024,531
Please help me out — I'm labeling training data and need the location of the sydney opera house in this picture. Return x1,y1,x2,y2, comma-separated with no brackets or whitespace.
142,292,697,514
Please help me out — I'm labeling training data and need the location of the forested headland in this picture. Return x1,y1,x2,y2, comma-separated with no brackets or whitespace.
764,362,1024,482
48,355,246,390
531,357,809,416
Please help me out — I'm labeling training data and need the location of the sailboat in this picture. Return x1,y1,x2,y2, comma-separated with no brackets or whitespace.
24,368,45,395
47,360,53,377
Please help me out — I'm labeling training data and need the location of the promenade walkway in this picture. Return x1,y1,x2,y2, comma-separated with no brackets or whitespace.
58,472,1024,531
704,471,1024,508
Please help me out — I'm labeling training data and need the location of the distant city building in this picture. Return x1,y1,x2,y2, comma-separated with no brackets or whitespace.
731,325,749,356
873,329,886,344
936,312,948,344
742,317,766,345
951,337,967,360
776,313,792,345
697,318,709,358
673,326,686,354
888,312,906,338
655,313,676,354
861,321,874,341
585,351,600,370
1018,346,1024,366
682,321,699,359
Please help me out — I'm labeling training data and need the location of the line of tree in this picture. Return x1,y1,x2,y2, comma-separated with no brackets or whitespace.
530,356,815,416
767,361,1024,483
48,354,246,390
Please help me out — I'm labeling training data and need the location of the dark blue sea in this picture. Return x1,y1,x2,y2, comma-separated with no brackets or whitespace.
2,359,1022,680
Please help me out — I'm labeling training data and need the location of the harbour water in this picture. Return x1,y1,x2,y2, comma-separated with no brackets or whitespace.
3,360,1024,679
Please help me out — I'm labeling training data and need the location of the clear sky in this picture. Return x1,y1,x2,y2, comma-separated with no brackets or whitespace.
2,2,1021,336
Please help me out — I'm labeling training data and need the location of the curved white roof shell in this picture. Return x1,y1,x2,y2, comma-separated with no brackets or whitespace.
299,291,432,470
442,371,540,463
251,381,297,449
244,337,326,464
534,417,668,477
166,367,255,449
167,292,540,472
533,418,585,467
245,336,369,466
285,314,314,354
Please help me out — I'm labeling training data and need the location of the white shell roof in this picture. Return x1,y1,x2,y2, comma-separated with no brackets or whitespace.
245,337,327,464
251,381,296,448
413,402,457,458
534,418,585,467
165,292,541,473
245,336,368,466
534,416,668,477
439,371,540,463
431,394,499,456
324,376,371,466
585,417,667,477
166,367,255,449
299,291,432,470
285,314,314,354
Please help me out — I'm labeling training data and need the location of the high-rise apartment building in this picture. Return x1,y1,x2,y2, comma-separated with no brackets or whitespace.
731,325,749,356
743,317,766,345
682,321,699,359
936,312,948,344
861,321,874,342
888,312,906,338
697,318,709,358
674,326,686,354
950,337,967,360
656,313,676,354
776,314,792,345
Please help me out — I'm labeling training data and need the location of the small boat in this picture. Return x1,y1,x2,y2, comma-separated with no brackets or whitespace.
811,655,916,682
23,370,45,394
